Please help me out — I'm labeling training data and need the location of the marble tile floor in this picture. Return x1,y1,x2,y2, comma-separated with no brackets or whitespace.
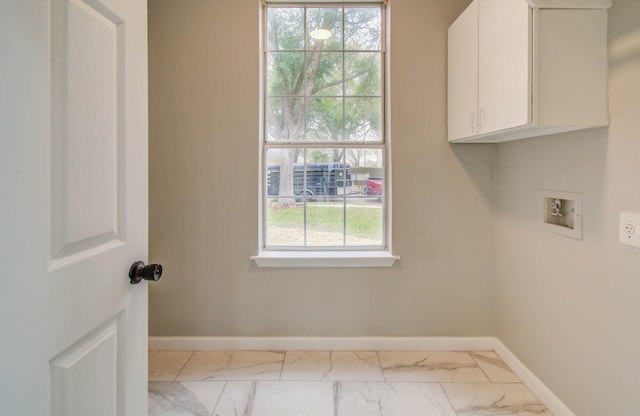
149,350,553,416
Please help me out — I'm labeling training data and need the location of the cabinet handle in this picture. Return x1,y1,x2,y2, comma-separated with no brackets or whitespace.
477,109,485,133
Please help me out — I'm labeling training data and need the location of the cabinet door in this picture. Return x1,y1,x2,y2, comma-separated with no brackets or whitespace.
447,0,478,141
478,0,530,134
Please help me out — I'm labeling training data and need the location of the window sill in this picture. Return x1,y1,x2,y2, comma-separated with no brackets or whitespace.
250,251,400,268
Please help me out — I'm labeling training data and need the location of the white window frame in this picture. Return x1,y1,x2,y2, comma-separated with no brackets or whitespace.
252,0,399,267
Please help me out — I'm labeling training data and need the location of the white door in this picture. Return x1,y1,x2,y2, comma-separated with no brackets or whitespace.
0,0,150,414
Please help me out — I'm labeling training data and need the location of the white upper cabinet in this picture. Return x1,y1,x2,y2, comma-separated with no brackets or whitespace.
447,0,479,141
447,0,611,143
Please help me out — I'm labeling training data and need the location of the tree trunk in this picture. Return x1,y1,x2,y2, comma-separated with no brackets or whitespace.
278,148,297,206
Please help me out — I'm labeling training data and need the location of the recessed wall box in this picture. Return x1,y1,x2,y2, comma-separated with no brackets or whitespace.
539,190,583,239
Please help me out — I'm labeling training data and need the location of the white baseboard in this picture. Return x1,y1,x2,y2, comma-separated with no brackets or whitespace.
493,339,576,416
148,336,496,352
148,335,575,416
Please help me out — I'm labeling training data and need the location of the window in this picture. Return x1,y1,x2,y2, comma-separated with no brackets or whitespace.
256,1,396,266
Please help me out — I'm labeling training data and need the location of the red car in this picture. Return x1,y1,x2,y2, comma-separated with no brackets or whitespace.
365,177,383,197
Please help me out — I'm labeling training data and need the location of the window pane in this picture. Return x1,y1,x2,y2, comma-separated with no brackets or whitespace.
345,97,382,141
264,146,382,248
266,203,305,246
266,148,305,201
345,52,381,96
267,97,305,142
306,52,343,96
267,7,304,51
306,97,343,141
344,7,381,51
346,148,382,181
267,52,305,96
306,7,343,51
345,197,383,246
347,147,383,245
304,148,350,197
306,199,345,246
348,148,382,194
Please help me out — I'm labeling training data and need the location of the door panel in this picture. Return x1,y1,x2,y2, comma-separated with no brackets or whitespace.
0,0,148,414
51,0,127,261
66,0,120,246
50,317,120,416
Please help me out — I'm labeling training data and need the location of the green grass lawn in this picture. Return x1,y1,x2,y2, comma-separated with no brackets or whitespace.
268,203,382,240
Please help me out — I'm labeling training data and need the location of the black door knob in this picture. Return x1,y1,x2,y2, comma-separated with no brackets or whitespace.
129,261,163,284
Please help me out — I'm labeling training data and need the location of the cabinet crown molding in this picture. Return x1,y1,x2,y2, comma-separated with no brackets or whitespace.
527,0,612,9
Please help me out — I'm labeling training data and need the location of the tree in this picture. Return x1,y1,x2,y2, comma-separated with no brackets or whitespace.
266,6,382,205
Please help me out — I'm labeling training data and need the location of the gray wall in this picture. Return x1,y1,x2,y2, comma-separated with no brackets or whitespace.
149,0,640,413
148,0,495,337
494,0,640,415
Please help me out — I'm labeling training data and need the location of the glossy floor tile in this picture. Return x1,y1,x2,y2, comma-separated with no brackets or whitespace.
470,351,520,383
149,351,194,381
149,381,224,416
214,381,334,416
335,381,456,416
379,351,490,382
149,350,554,416
281,350,384,381
442,382,552,415
176,351,285,381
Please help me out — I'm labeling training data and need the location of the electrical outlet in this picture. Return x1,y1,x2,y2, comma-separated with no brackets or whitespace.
620,212,640,248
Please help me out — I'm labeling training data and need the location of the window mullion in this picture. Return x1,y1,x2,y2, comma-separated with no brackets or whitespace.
303,6,308,247
303,149,308,246
341,6,346,246
342,153,347,246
